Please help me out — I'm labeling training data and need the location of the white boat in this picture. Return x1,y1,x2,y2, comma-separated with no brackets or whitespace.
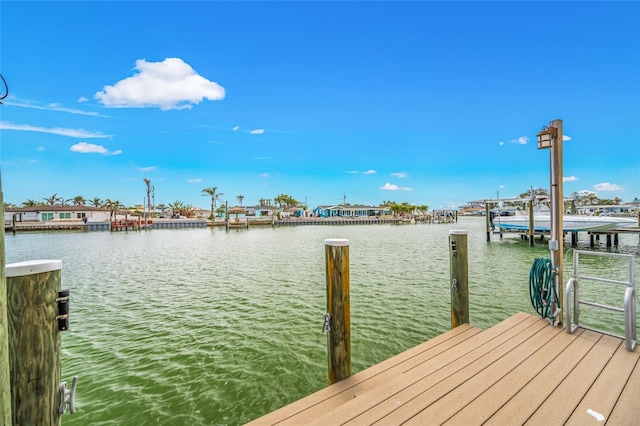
602,215,638,231
494,208,624,232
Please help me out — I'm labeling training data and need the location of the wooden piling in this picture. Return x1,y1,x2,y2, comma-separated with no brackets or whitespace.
528,199,534,247
6,260,63,426
0,176,12,424
571,232,578,246
324,239,351,384
449,230,469,328
484,201,490,242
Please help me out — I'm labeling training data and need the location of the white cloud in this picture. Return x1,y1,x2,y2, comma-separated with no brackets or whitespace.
593,182,622,191
187,178,203,183
510,136,530,145
95,58,225,110
37,146,44,152
77,96,89,102
345,171,359,174
563,176,578,182
209,140,224,144
498,141,505,146
363,169,377,175
70,142,122,155
253,156,270,160
1,121,110,138
380,182,413,191
260,173,269,178
232,126,239,131
499,185,505,189
563,135,572,141
249,128,265,135
3,100,107,117
137,166,157,172
391,172,406,178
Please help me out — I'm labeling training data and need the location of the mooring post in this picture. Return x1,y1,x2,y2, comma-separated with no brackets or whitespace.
6,260,65,425
484,201,490,242
0,176,12,424
324,238,351,384
528,199,535,247
449,230,469,328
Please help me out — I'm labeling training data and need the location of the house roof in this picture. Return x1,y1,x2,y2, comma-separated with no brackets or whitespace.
7,205,108,213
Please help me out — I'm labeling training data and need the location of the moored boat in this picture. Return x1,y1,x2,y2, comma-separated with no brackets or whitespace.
494,210,622,232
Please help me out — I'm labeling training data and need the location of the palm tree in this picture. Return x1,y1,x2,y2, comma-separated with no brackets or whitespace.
22,199,40,207
156,203,168,216
143,178,152,217
182,204,195,218
72,195,86,206
90,197,102,207
202,187,224,220
103,199,123,222
43,193,62,205
168,201,184,218
237,195,244,207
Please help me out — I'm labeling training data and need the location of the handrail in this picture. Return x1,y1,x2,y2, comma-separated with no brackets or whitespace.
565,250,636,351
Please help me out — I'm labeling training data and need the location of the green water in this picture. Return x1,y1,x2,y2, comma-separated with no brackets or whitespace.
5,217,639,425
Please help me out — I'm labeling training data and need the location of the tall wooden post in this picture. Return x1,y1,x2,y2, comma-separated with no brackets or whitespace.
0,175,12,424
6,260,63,426
324,239,351,384
528,199,535,247
484,201,490,242
225,201,229,231
449,230,469,328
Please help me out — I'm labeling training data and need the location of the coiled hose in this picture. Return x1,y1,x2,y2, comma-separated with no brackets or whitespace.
529,257,558,320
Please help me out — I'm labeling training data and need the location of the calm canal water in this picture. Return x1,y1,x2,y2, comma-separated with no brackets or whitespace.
5,217,639,425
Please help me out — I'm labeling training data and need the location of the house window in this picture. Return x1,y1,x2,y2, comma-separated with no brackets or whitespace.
77,213,86,219
60,212,71,219
42,213,54,221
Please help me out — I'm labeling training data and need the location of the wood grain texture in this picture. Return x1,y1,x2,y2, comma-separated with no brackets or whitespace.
7,269,61,425
0,179,11,424
325,243,351,384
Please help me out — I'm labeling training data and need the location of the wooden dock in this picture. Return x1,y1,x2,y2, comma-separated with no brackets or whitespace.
247,312,639,425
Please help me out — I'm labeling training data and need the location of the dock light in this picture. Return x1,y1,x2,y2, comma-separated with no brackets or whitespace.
537,126,556,149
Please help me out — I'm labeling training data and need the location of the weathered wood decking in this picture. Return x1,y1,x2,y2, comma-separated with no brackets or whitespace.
248,312,639,425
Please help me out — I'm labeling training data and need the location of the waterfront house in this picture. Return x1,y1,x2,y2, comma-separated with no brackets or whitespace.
312,205,391,218
5,205,111,224
244,205,277,217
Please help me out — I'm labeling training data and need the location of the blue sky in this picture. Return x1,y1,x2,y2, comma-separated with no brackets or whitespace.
1,1,638,210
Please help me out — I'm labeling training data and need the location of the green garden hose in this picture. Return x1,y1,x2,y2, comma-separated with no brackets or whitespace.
529,257,558,321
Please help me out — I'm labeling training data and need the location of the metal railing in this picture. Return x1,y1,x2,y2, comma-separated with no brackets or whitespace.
565,250,636,351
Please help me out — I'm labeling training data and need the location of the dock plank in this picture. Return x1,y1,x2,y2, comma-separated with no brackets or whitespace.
484,330,602,425
313,314,541,425
565,339,640,425
443,328,585,425
524,334,621,424
606,351,640,425
399,318,561,425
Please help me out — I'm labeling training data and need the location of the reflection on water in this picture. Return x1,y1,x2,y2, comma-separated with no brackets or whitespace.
4,218,639,425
